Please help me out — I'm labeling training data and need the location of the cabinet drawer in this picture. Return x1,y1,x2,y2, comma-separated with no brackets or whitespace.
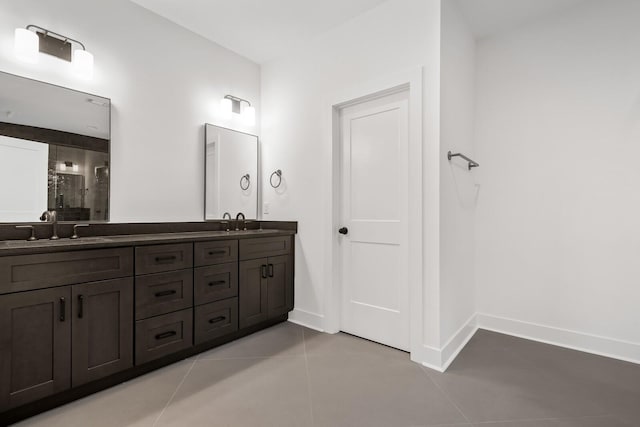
194,298,238,345
135,309,193,365
0,248,134,294
135,270,193,320
194,263,238,305
194,240,237,266
135,243,193,275
239,236,292,261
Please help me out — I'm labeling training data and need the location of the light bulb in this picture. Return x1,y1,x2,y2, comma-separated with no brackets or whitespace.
220,98,232,120
72,49,94,80
243,106,256,126
14,28,39,63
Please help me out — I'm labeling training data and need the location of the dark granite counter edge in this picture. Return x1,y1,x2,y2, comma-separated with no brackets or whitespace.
0,220,297,240
0,221,297,257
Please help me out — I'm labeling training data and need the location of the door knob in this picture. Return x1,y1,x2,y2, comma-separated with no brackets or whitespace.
338,227,348,235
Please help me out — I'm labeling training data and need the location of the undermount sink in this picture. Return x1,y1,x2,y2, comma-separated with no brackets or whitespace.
0,237,112,248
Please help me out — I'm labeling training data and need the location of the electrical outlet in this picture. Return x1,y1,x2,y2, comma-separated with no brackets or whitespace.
263,202,270,215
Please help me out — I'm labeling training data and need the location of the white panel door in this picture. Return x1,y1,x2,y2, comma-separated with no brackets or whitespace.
340,90,409,351
0,136,49,222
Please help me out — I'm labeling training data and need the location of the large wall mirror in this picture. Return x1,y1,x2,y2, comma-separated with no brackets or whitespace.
205,124,258,220
0,71,110,223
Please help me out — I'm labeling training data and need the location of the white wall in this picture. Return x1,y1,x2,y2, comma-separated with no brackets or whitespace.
439,0,478,355
0,0,260,222
260,0,443,361
475,0,640,361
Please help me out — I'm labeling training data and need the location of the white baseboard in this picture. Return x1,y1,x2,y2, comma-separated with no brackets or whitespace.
287,308,325,332
477,313,640,365
441,313,478,370
420,314,478,372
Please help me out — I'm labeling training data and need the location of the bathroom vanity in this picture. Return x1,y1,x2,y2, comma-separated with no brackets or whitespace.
0,222,296,423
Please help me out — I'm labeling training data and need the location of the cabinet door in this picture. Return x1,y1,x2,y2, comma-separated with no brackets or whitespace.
267,255,294,318
0,287,71,411
239,258,268,328
72,278,134,387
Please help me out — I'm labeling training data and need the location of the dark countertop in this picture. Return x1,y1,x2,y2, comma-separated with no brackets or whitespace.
0,229,295,257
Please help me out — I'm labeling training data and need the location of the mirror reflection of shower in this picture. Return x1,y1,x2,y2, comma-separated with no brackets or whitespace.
47,145,109,221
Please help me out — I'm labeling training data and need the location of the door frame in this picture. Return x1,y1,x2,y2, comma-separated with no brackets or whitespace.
324,67,424,360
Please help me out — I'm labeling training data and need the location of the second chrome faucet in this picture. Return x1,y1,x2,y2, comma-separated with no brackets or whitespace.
40,210,59,240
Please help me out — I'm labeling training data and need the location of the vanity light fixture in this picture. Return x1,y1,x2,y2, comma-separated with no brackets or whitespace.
14,25,94,79
221,95,256,126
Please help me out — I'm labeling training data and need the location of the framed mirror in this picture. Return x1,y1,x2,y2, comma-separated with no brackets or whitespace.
204,124,258,220
0,71,110,223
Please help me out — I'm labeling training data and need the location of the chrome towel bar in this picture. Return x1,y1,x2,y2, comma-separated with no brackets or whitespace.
447,151,479,170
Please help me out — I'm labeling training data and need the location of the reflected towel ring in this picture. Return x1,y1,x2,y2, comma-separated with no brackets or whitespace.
270,169,282,188
240,174,250,190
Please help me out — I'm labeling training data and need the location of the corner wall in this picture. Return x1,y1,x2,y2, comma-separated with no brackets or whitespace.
474,0,640,363
0,0,260,222
438,0,478,365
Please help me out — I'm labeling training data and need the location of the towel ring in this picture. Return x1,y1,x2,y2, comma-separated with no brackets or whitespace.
240,174,250,190
270,169,282,188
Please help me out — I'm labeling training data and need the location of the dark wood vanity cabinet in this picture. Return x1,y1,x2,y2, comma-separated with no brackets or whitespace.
0,229,295,421
239,237,293,328
0,287,71,411
71,278,133,387
134,243,195,365
0,253,135,412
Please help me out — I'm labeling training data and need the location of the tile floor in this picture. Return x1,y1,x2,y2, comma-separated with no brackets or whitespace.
14,323,640,427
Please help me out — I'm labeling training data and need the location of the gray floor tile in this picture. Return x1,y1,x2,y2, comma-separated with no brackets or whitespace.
307,351,468,427
198,321,305,359
11,324,640,427
472,414,630,426
497,334,640,425
426,330,614,423
13,359,195,427
303,327,408,360
155,357,312,427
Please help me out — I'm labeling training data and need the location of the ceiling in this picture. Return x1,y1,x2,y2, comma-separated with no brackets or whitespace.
129,0,389,64
454,0,588,39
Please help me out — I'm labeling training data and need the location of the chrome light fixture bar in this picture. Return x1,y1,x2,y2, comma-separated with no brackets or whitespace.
220,95,256,125
14,25,94,79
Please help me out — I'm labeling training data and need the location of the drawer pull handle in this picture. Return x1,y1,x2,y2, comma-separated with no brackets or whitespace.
268,263,274,278
59,297,66,322
208,250,227,256
155,255,177,263
155,290,177,297
261,264,268,279
209,316,226,324
155,331,177,340
208,280,227,287
78,295,84,319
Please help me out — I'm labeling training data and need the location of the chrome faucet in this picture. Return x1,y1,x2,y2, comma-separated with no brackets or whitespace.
40,210,59,240
222,212,232,220
235,212,245,231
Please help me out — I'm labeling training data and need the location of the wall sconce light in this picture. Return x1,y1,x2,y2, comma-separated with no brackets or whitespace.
14,25,94,80
221,95,256,126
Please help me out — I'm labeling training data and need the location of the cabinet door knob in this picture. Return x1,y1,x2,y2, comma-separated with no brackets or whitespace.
261,265,268,279
338,227,348,235
268,264,274,278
